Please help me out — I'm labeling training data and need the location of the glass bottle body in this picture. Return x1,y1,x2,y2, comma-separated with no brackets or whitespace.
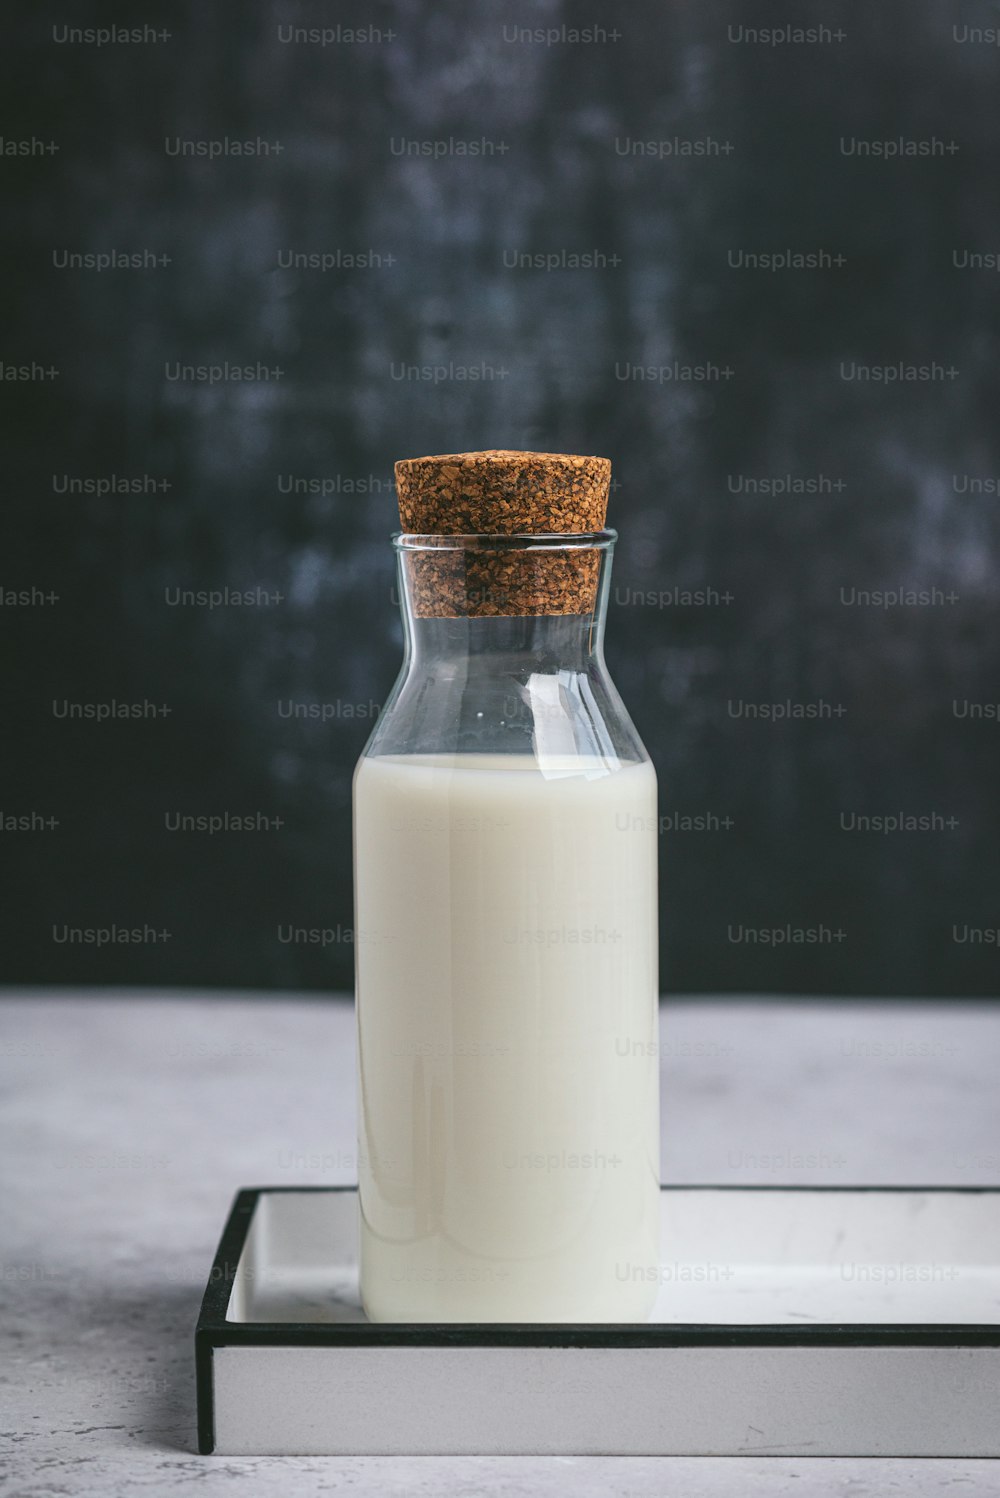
354,533,659,1321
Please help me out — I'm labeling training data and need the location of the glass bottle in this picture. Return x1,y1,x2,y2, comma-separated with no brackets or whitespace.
354,454,660,1322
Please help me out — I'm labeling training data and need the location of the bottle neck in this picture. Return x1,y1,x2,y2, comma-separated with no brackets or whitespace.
365,531,646,767
399,611,607,677
393,530,615,677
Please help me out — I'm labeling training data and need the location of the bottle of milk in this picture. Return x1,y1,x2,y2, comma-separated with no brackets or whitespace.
354,450,659,1322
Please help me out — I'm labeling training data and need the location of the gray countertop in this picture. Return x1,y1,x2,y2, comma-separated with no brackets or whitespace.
3,992,999,1495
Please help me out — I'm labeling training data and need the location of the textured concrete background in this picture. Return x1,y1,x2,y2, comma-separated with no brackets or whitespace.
4,0,1000,994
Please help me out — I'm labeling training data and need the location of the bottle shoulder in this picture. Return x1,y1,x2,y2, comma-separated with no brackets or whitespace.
359,656,650,770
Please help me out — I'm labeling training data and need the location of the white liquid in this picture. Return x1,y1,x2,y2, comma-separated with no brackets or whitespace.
354,753,660,1321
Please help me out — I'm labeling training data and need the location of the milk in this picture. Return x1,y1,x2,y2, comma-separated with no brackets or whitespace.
354,752,660,1322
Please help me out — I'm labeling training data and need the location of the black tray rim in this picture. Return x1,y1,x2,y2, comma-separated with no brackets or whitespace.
195,1183,1000,1455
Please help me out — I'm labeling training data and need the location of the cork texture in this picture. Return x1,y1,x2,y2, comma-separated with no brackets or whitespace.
394,450,610,617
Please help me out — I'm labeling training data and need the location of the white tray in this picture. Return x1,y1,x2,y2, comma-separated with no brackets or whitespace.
196,1186,1000,1456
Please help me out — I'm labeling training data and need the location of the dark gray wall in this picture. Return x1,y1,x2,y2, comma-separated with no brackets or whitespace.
4,0,1000,994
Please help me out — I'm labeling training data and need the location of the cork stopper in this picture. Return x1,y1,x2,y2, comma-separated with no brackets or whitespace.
394,450,611,618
